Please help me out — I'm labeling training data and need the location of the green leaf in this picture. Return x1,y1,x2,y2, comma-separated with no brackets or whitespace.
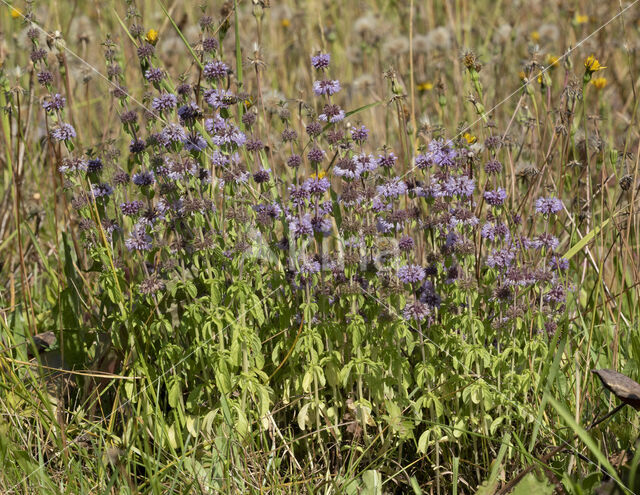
547,396,623,486
511,473,554,495
564,218,610,260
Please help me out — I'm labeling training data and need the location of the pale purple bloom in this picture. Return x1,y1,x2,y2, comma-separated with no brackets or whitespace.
203,60,228,81
132,170,155,187
50,123,76,141
125,224,153,251
204,89,235,109
120,200,144,216
318,104,345,122
398,264,426,284
162,123,187,144
481,222,510,243
426,139,457,168
42,94,66,113
530,233,559,251
334,157,363,179
377,178,407,199
535,197,563,215
304,176,331,195
289,214,314,238
550,256,569,271
353,153,377,173
91,183,113,198
377,152,397,169
313,79,341,96
403,301,431,322
151,93,177,112
184,132,207,152
311,53,330,70
144,67,165,83
486,247,516,268
484,187,507,206
444,175,475,198
350,125,369,143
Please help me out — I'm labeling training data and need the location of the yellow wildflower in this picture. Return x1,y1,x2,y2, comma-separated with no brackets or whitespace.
518,70,527,81
546,54,559,68
310,170,326,180
417,81,434,92
145,28,159,46
584,55,606,73
530,31,540,42
575,14,589,25
281,18,290,28
10,7,23,18
463,132,477,145
591,77,607,90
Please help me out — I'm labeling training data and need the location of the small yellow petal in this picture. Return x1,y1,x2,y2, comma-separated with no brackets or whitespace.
11,7,23,19
145,28,159,45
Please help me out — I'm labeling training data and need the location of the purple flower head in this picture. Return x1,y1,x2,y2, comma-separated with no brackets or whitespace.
184,132,207,152
136,43,154,61
318,104,345,123
129,138,146,153
486,247,516,269
288,184,311,207
414,154,430,170
484,159,502,174
481,222,510,243
484,187,507,206
37,71,54,86
91,183,113,199
350,125,369,144
50,123,76,142
427,139,458,168
311,53,331,70
125,224,153,251
204,89,235,109
304,176,331,195
177,102,202,124
334,157,362,180
535,197,563,215
313,79,341,96
544,284,566,304
549,256,569,271
311,216,333,235
132,170,155,187
282,128,298,142
206,116,246,148
444,175,475,198
87,158,103,174
306,121,323,137
398,235,414,252
377,152,398,169
307,146,325,164
144,67,165,83
287,154,302,168
203,60,228,81
376,178,407,199
530,233,559,251
403,301,431,322
253,168,271,183
120,200,145,216
151,93,177,112
353,153,377,173
397,264,426,284
42,94,66,113
162,123,187,145
289,213,314,238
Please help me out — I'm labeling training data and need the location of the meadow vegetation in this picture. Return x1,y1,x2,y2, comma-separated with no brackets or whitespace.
1,0,640,493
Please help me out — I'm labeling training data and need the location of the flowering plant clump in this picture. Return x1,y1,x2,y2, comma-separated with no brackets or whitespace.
9,2,633,492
